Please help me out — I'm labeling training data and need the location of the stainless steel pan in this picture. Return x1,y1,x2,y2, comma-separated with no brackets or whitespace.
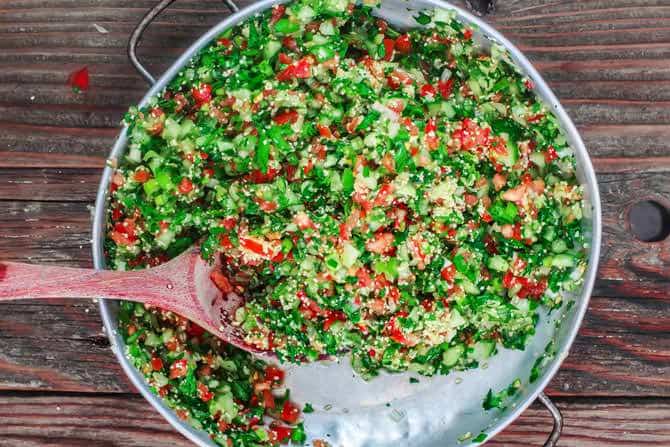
92,1,602,445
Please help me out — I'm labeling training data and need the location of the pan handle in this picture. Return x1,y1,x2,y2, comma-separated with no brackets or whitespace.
538,392,563,446
128,0,240,85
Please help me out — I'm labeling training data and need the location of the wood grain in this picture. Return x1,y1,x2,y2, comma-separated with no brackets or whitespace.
0,394,667,446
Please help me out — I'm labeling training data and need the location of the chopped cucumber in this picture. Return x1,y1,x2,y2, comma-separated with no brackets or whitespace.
443,344,465,367
551,253,575,269
487,255,509,272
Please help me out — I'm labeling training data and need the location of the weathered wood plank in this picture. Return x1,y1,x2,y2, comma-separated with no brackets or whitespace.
0,394,667,446
0,169,100,201
0,201,92,266
491,398,670,446
0,152,105,169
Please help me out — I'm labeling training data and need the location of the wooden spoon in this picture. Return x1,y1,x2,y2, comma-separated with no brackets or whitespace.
0,247,258,352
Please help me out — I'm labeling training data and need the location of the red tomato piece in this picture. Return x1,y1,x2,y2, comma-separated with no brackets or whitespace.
178,177,194,194
425,119,437,134
263,389,275,409
386,312,410,345
270,4,286,25
463,29,473,40
68,66,89,91
186,323,205,338
293,57,312,78
273,109,299,125
265,365,285,384
281,36,297,51
281,400,301,424
382,38,395,61
210,270,233,293
151,357,163,371
356,267,373,288
395,34,411,53
373,183,394,207
169,359,189,379
365,232,395,254
437,78,454,99
440,264,456,282
133,170,150,183
317,124,333,139
278,52,293,65
420,84,436,98
191,83,212,106
544,146,559,163
197,383,214,402
323,311,347,331
269,424,292,443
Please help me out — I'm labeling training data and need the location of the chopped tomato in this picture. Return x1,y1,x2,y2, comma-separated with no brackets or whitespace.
277,57,312,81
257,198,278,212
197,382,214,402
186,323,205,338
269,424,292,443
356,267,373,288
383,38,395,61
317,124,333,139
452,118,490,151
386,312,411,345
273,109,299,125
294,212,316,230
438,78,454,98
219,234,233,249
373,183,394,207
365,232,395,255
178,178,194,194
265,365,285,384
544,146,559,163
68,66,89,91
420,84,436,98
247,167,279,183
110,218,138,246
463,28,473,40
440,264,456,282
191,83,212,106
395,34,411,53
151,357,163,371
262,389,275,409
217,37,232,47
210,270,233,293
425,119,437,134
169,359,189,379
279,52,293,65
387,69,413,90
323,310,347,331
281,400,301,424
270,4,286,25
281,36,298,51
464,193,478,206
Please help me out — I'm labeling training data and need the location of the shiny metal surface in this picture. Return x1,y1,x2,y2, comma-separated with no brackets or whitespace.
93,0,602,445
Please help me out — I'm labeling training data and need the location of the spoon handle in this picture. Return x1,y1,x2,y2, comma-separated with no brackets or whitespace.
0,261,164,303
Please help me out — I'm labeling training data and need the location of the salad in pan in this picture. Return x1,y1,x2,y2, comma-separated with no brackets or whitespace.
107,0,586,444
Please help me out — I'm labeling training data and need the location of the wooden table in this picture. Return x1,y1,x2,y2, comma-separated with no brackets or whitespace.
0,0,668,445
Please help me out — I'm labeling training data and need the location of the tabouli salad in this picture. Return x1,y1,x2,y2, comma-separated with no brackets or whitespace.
108,0,587,444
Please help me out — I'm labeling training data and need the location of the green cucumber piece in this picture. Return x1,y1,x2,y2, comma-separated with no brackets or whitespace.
442,344,465,367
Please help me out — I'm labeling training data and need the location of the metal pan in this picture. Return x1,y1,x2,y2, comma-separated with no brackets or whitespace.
92,0,602,445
